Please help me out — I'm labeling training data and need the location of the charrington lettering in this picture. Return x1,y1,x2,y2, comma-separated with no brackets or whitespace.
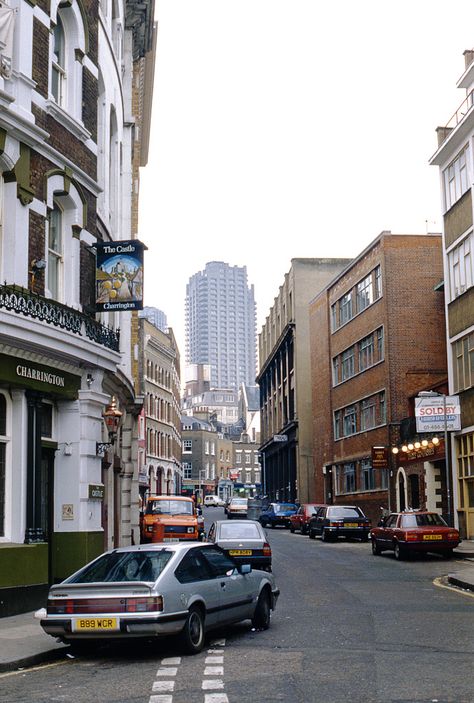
16,365,65,387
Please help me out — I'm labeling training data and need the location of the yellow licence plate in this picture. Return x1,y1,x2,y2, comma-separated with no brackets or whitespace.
423,534,442,541
74,617,119,631
345,523,359,528
229,549,252,556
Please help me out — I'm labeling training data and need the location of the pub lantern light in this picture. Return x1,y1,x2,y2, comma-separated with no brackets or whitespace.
401,445,409,453
421,439,429,447
103,396,123,444
392,447,399,454
414,441,421,449
432,436,440,445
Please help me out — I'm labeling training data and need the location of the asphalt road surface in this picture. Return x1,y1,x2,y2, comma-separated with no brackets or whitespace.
3,506,474,703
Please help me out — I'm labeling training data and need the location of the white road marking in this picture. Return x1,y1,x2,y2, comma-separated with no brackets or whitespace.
204,694,229,703
152,680,175,692
149,696,173,703
202,680,225,690
204,666,224,676
205,655,224,664
156,667,178,677
161,657,181,665
207,649,224,654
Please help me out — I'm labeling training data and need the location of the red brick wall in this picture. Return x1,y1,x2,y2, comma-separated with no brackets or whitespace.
310,233,447,514
32,19,49,99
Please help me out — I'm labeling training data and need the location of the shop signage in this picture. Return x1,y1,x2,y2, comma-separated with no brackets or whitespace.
415,395,461,432
371,446,388,469
95,239,146,312
273,434,288,442
88,484,105,500
0,354,81,399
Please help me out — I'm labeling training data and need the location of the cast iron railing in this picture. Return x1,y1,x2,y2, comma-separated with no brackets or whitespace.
0,283,120,352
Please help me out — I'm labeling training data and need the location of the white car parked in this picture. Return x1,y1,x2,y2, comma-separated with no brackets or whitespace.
204,495,225,507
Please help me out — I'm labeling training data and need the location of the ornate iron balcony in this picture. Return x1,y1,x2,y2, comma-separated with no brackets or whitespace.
0,283,120,352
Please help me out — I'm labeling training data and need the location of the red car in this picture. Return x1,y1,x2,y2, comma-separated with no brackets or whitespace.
371,511,461,560
289,503,326,535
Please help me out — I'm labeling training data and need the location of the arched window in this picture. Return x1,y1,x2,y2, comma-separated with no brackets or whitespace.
52,16,66,106
50,2,86,120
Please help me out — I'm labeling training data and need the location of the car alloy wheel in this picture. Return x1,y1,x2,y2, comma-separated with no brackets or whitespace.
252,589,271,630
322,528,332,542
393,542,404,560
180,606,205,654
371,538,381,555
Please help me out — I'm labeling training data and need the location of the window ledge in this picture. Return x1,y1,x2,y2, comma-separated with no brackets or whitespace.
45,100,91,142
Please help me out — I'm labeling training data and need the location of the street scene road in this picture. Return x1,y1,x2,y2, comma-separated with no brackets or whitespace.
3,507,474,703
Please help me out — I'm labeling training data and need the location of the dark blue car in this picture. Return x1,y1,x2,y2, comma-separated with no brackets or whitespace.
259,502,298,528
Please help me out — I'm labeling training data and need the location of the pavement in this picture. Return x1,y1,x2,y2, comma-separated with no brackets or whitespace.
1,541,474,674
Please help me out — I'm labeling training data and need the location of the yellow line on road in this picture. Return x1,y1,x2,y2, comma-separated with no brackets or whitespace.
433,576,474,600
0,659,69,679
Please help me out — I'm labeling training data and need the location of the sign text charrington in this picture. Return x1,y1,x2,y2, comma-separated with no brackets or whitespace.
16,364,65,387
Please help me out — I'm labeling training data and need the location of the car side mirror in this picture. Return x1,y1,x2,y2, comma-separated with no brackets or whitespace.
240,563,252,575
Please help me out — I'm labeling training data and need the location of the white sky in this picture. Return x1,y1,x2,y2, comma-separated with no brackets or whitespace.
139,0,474,358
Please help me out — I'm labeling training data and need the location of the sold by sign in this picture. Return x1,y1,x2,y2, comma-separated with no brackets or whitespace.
415,396,461,433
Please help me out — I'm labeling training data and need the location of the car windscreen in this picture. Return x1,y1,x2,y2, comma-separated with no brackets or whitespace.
274,504,296,513
401,513,447,528
65,550,173,583
219,523,262,539
328,507,363,518
146,500,193,515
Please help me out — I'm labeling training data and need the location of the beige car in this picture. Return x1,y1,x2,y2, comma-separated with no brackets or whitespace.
227,497,248,519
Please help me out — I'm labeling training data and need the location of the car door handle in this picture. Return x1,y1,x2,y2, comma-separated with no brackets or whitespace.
220,582,226,589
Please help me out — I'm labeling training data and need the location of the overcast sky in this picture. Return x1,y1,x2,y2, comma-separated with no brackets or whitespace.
139,0,474,358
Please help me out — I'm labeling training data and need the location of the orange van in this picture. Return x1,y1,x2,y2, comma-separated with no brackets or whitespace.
140,495,204,543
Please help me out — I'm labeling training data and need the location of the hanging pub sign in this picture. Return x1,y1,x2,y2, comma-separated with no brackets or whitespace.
371,446,388,469
95,240,146,312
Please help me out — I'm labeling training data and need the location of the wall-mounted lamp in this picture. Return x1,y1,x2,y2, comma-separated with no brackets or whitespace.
29,258,47,288
96,396,123,456
86,373,94,387
31,258,47,271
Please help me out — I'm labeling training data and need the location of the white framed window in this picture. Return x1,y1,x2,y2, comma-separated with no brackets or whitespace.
204,441,209,455
183,439,192,453
448,232,473,300
182,462,192,480
443,144,470,211
45,175,85,306
343,406,357,436
340,292,353,325
362,459,375,490
52,16,66,106
341,348,355,381
359,334,374,371
47,204,63,301
360,397,376,430
453,332,474,392
356,274,373,312
245,452,251,464
236,452,242,464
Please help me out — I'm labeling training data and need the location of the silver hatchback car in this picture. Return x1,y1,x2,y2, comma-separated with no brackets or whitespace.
39,542,279,654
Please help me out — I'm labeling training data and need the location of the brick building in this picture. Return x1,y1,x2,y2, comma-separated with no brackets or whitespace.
0,0,156,616
429,49,474,538
309,232,448,527
257,258,350,504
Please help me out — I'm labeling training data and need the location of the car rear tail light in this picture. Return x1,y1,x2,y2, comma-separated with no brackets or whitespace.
447,531,459,540
405,531,419,541
263,542,272,556
47,596,163,614
329,521,343,527
126,596,163,613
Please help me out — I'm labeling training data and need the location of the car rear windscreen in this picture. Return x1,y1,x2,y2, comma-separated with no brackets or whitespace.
220,523,261,539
